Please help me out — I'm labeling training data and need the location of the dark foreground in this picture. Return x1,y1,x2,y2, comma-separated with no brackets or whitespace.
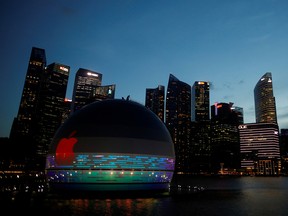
1,175,288,216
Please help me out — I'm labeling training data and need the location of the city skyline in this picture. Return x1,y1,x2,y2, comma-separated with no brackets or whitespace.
1,0,288,137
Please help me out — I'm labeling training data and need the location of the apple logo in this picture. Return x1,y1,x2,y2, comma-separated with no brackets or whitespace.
56,130,78,166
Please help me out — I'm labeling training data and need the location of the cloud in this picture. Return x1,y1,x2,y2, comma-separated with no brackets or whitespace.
223,82,232,89
238,80,244,85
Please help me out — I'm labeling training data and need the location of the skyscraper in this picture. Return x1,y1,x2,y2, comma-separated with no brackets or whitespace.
239,123,281,175
34,63,70,160
61,98,72,124
10,47,47,164
10,48,71,169
10,47,46,140
238,72,281,175
254,72,277,124
71,68,102,113
192,81,210,122
210,102,240,172
166,74,192,173
280,129,288,174
190,121,211,174
145,85,165,122
191,81,211,173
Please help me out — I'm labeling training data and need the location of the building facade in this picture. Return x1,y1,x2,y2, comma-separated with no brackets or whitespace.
210,102,241,173
280,129,288,175
239,123,281,175
34,63,70,161
165,74,192,174
9,47,47,167
145,85,165,122
191,81,211,174
254,72,277,124
192,81,210,122
10,47,47,140
61,98,72,124
9,48,70,169
71,68,102,114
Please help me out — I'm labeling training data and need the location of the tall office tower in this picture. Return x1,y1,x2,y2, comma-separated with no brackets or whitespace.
34,63,70,164
210,102,241,173
280,129,288,174
254,72,277,124
10,47,46,139
71,68,102,113
145,85,165,122
280,129,288,157
239,123,281,175
166,74,192,174
10,47,46,163
61,98,72,124
192,81,210,122
190,121,211,174
191,81,210,173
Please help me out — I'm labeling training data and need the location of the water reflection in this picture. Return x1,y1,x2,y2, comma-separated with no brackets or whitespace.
41,196,166,216
2,176,288,216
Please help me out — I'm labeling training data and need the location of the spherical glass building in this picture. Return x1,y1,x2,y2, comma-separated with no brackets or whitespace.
45,99,175,192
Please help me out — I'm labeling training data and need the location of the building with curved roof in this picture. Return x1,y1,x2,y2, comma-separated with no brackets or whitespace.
254,72,277,124
45,99,175,192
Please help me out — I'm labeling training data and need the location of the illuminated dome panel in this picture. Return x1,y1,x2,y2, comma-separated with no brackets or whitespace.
46,99,175,192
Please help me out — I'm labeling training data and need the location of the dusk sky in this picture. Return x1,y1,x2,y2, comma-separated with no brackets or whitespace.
1,0,288,137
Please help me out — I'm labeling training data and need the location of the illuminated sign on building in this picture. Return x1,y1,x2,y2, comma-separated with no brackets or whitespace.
238,125,247,129
87,72,98,77
60,66,69,72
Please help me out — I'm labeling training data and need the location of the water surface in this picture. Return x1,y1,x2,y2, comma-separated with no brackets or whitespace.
2,176,288,216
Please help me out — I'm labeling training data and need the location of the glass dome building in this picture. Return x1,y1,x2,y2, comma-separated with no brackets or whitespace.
45,99,175,192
